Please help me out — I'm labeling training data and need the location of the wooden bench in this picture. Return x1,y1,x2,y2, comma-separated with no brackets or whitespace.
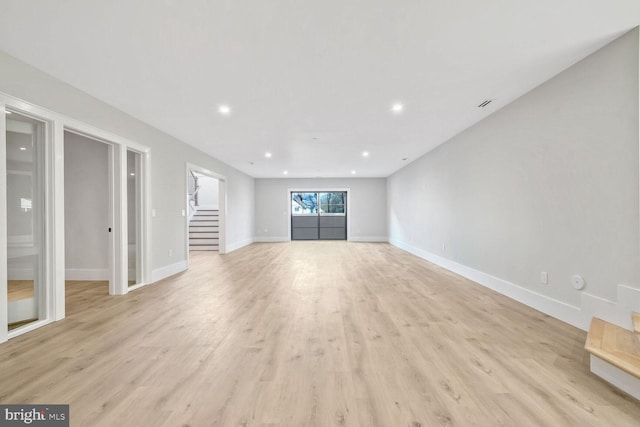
585,315,640,400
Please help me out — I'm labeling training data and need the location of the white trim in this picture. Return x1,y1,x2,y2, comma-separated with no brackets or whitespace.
389,239,584,329
225,238,254,253
52,121,65,320
0,101,6,343
65,269,110,281
590,355,640,400
254,236,289,242
580,286,640,331
7,319,52,339
151,260,188,283
8,298,37,323
7,269,35,280
1,101,62,342
349,236,388,242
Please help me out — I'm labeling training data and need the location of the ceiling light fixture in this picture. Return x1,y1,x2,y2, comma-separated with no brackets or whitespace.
283,170,288,175
19,147,27,151
218,105,231,115
362,151,369,157
351,170,356,175
130,172,135,176
391,103,404,114
5,111,12,115
265,152,272,158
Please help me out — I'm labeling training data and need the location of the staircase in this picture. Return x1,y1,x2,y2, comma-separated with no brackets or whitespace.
189,209,219,251
585,312,640,399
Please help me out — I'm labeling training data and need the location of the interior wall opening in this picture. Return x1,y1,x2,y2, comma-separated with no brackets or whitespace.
63,131,110,311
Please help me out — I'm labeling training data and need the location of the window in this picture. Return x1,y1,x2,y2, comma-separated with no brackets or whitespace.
292,192,318,215
319,192,345,215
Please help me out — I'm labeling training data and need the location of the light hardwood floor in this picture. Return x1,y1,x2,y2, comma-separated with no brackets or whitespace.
0,242,638,426
7,280,34,301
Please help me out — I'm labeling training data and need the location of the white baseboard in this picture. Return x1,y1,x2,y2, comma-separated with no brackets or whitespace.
581,285,640,331
389,239,584,329
7,269,34,280
253,236,389,243
65,268,110,281
225,238,254,253
349,236,388,242
8,298,37,323
254,236,289,242
590,355,640,400
151,260,187,283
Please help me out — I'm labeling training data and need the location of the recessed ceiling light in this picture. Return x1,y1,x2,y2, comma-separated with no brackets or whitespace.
218,105,231,115
362,151,369,157
19,147,26,151
130,172,135,176
351,170,356,175
265,152,272,158
283,170,288,175
391,103,404,114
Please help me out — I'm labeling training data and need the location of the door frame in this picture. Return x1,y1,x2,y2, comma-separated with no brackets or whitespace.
1,91,151,343
185,162,227,264
1,97,61,342
287,188,351,241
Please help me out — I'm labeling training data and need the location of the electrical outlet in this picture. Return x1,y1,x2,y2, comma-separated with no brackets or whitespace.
181,209,186,217
541,272,548,284
152,209,157,217
168,249,173,257
442,243,446,252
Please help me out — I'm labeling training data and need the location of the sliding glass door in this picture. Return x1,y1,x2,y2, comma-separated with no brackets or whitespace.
291,191,346,240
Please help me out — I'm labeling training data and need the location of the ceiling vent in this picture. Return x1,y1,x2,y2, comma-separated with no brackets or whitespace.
478,99,493,108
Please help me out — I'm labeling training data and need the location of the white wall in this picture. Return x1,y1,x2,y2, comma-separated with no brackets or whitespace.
0,49,255,281
388,28,640,329
64,132,109,279
255,178,387,241
197,176,219,209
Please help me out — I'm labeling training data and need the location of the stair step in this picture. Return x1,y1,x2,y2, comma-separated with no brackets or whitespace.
189,238,219,244
189,226,219,232
189,245,219,251
189,221,218,227
189,232,219,238
585,317,640,379
192,215,218,220
633,312,640,334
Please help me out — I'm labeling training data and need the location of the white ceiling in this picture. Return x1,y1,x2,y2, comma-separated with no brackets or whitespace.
0,1,639,178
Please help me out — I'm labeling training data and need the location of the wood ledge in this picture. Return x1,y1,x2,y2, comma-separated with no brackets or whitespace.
585,317,640,379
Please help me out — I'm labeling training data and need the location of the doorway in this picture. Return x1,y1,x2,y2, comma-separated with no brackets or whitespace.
185,164,226,261
63,131,111,308
291,191,347,240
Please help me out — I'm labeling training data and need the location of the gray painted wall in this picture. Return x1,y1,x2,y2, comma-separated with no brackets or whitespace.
388,28,640,307
0,49,255,275
255,178,387,241
64,132,109,273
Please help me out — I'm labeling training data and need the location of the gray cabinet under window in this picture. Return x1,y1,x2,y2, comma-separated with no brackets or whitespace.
291,192,346,240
